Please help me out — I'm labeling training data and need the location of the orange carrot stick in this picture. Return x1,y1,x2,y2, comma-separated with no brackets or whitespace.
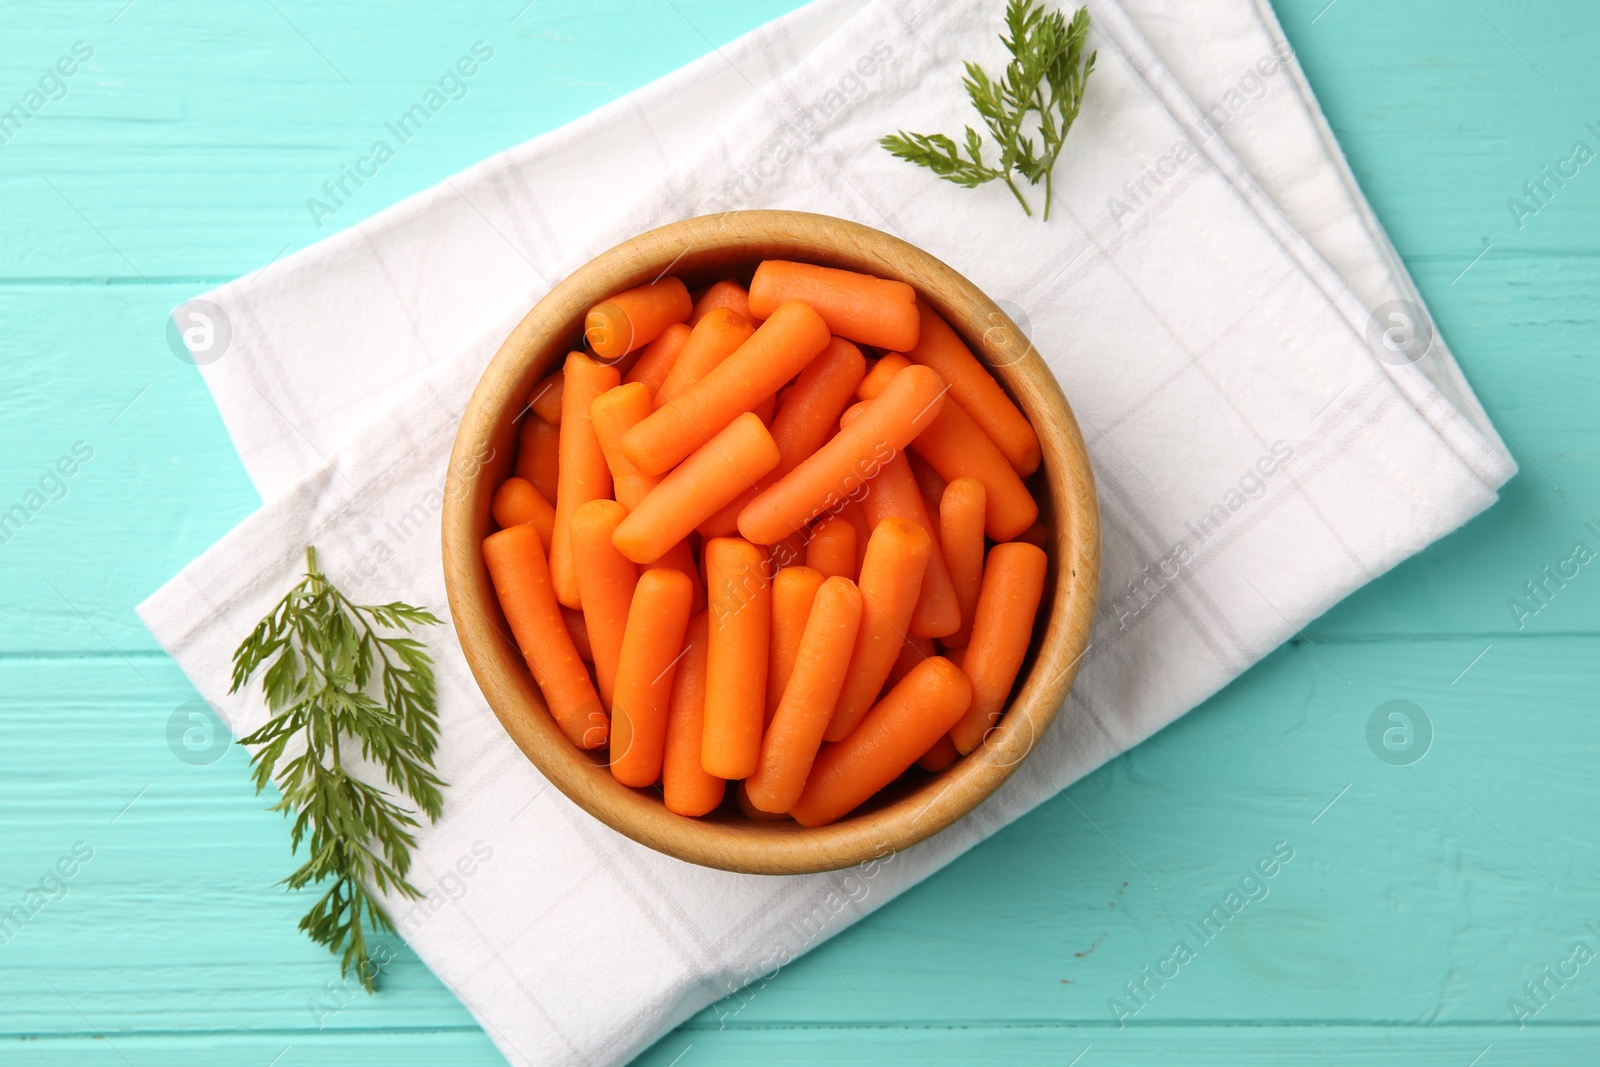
645,537,705,614
860,354,1038,540
516,414,560,501
624,321,690,403
689,279,753,326
696,336,867,537
748,260,920,352
766,566,827,726
613,413,780,565
905,299,1040,476
790,656,973,827
855,352,901,399
561,606,594,662
856,445,961,639
839,498,872,574
491,476,555,545
529,371,564,426
737,364,947,544
570,499,639,711
751,392,776,427
766,337,869,476
1017,521,1049,549
701,537,771,779
623,301,831,475
657,307,755,407
590,383,662,511
805,514,857,579
939,477,987,648
770,528,809,572
917,734,960,773
949,542,1047,753
585,276,692,361
737,780,789,820
886,635,935,688
827,518,932,742
550,353,620,607
908,451,948,513
482,523,606,749
663,613,725,816
608,568,694,787
747,575,864,812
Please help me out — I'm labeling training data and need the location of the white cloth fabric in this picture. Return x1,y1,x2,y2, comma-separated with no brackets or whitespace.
138,1,1515,1064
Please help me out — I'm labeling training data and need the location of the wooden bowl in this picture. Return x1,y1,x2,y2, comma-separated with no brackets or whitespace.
442,210,1099,875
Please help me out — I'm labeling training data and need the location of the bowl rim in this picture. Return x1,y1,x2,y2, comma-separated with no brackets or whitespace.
442,209,1099,875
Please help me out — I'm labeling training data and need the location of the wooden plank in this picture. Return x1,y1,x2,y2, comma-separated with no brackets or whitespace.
3,637,1596,1043
2,1025,1596,1066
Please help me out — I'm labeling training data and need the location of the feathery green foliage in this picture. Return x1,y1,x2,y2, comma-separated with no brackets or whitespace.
230,545,444,991
880,1,1095,219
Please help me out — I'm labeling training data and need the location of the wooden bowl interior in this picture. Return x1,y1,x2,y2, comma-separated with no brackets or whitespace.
443,212,1098,875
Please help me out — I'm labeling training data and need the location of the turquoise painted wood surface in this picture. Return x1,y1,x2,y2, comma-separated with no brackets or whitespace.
2,0,1597,1063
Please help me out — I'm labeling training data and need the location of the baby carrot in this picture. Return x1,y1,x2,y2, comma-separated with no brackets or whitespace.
860,354,1038,541
645,538,705,614
855,352,902,399
939,477,987,648
805,514,857,579
748,260,920,352
585,276,692,361
790,656,973,827
827,518,932,743
857,447,962,639
663,613,725,816
752,392,776,427
767,337,869,476
657,307,755,407
609,568,695,787
695,336,867,538
550,353,620,607
624,321,690,403
737,780,790,820
570,499,639,711
917,734,960,773
1017,521,1049,549
623,301,831,475
482,523,606,749
491,476,556,545
950,542,1048,753
516,414,560,502
738,364,947,544
908,452,948,513
689,279,753,326
905,299,1040,476
772,528,809,571
590,383,661,511
886,635,935,688
747,575,864,813
529,371,564,425
839,499,872,574
701,537,771,779
767,566,827,726
561,606,594,662
613,412,780,565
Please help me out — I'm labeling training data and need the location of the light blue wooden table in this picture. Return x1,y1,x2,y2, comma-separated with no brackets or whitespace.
3,1,1597,1063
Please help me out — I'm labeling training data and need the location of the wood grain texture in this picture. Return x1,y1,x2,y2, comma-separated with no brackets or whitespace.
2,0,1598,1063
444,210,1099,874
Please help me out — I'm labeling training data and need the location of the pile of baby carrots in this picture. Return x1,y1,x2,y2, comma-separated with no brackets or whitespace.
481,259,1049,827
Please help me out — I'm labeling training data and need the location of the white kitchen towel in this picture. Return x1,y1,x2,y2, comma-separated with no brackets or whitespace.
139,1,1517,1065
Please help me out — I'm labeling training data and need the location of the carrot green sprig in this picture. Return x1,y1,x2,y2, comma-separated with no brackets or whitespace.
230,545,444,992
880,1,1096,220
